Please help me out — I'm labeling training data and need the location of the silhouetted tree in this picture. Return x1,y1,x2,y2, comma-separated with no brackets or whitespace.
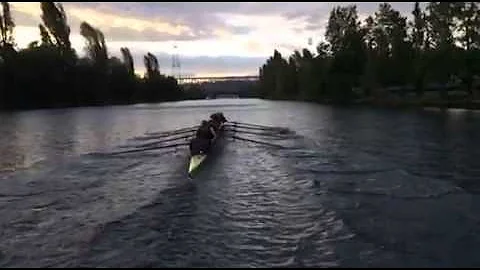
0,2,184,111
40,2,71,54
80,21,107,66
257,2,480,107
120,47,134,76
0,2,15,48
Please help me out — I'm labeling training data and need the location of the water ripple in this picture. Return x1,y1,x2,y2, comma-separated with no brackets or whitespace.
1,100,480,267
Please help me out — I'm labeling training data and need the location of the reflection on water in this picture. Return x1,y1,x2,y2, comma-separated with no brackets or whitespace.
0,99,277,172
1,99,480,267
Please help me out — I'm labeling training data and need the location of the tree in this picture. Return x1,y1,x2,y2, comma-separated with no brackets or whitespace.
456,2,480,98
0,2,15,48
39,2,71,54
143,52,159,79
325,4,366,102
120,47,135,76
80,21,108,66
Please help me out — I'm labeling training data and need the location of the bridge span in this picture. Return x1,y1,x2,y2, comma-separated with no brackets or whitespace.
177,75,259,84
179,75,259,99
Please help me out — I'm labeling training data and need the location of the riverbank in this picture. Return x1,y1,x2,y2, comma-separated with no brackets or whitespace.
352,96,480,111
262,94,480,112
2,95,480,113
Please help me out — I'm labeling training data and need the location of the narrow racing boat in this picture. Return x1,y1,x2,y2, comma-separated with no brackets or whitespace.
187,123,225,177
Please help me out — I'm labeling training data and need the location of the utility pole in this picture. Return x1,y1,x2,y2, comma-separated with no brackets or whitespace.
171,44,181,80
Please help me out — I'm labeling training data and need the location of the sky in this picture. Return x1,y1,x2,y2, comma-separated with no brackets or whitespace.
10,2,419,77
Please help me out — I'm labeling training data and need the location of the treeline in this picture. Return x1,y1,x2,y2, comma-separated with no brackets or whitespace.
258,2,480,105
0,2,184,111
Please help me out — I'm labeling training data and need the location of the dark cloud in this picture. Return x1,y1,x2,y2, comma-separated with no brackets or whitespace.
70,2,308,18
10,2,256,42
280,2,426,32
63,2,255,41
14,2,422,43
64,2,377,42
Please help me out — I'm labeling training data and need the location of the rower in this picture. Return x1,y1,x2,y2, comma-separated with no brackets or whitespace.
211,112,227,123
218,112,228,123
209,112,227,131
208,117,221,131
196,120,216,140
190,120,216,155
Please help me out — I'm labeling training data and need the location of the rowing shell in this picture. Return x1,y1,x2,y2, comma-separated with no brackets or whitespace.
188,154,207,175
187,124,225,177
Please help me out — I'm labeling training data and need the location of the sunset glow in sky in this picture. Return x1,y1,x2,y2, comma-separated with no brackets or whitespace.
11,2,418,77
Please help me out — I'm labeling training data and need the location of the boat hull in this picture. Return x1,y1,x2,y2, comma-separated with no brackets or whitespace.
188,154,207,175
187,125,225,177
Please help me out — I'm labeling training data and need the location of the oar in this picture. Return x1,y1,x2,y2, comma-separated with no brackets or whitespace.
224,128,290,138
225,124,291,134
108,142,190,155
135,129,196,141
226,122,290,133
132,133,193,148
229,121,270,128
145,126,198,136
229,121,281,129
228,135,288,149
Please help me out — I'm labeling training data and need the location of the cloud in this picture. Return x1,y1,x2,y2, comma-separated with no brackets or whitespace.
280,2,424,32
10,2,256,44
8,2,429,77
63,2,255,42
10,4,41,26
11,2,427,45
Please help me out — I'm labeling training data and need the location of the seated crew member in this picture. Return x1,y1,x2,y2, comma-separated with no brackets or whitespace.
189,120,216,155
209,112,228,131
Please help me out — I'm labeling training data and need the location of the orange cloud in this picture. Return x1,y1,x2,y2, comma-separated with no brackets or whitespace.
10,2,41,18
66,6,192,37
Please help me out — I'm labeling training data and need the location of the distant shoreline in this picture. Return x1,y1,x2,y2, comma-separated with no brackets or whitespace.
260,96,480,112
351,97,480,111
2,96,480,114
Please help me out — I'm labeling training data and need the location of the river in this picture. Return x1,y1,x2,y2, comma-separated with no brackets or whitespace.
0,98,479,267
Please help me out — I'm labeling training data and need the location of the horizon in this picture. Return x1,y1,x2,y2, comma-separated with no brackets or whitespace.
11,2,421,78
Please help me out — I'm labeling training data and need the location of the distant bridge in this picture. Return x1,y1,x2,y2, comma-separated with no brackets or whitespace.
180,75,259,99
177,75,259,84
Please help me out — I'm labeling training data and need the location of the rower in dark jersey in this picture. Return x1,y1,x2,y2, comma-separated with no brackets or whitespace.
209,112,227,131
189,120,217,155
196,120,217,141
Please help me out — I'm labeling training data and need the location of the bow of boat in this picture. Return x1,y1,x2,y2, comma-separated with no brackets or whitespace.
187,124,226,177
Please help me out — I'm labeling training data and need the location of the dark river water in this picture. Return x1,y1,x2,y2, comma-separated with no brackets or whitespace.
1,98,480,267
